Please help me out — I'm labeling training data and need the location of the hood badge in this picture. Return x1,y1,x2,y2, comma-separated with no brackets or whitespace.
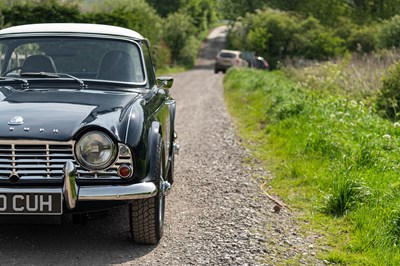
7,117,60,133
8,116,24,126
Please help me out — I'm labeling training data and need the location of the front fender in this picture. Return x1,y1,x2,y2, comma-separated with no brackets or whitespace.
167,100,176,155
142,122,161,183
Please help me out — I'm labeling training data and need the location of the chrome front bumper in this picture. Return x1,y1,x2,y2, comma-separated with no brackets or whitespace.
63,161,159,210
0,161,159,211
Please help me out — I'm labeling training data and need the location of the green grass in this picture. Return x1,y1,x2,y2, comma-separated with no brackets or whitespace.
224,68,400,265
156,66,188,76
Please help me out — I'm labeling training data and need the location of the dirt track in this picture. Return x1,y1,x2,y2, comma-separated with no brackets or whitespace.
0,26,322,266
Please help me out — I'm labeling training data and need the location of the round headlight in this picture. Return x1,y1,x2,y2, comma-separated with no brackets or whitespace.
75,131,116,170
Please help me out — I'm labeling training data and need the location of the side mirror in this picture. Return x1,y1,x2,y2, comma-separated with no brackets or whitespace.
156,77,173,90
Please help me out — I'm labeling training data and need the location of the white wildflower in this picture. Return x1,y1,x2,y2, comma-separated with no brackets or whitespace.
383,134,392,140
394,122,400,128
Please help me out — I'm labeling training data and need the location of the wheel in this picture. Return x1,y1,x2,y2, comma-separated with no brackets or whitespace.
129,134,165,244
214,68,219,74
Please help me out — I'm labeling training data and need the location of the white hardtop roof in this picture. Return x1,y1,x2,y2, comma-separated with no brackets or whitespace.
0,23,145,40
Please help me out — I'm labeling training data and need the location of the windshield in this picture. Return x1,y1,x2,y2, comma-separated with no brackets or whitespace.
0,37,145,84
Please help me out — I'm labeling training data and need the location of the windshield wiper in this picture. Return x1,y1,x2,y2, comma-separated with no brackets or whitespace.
0,77,29,89
20,72,87,89
58,73,87,89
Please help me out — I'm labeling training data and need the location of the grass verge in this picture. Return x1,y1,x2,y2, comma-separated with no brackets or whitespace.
224,68,400,265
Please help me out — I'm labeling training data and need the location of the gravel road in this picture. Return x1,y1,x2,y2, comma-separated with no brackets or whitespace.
0,27,323,265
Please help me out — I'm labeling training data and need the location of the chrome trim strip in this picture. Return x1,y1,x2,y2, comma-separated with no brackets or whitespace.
0,188,62,193
0,140,74,145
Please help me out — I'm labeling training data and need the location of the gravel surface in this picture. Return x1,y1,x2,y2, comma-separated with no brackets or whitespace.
0,26,324,265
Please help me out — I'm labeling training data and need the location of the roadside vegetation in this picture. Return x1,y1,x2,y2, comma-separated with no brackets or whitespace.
225,1,400,69
223,1,400,264
224,66,400,265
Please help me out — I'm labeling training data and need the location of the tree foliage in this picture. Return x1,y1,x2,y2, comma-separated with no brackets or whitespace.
1,0,80,26
228,9,347,68
82,0,162,44
219,0,400,26
162,12,198,66
378,15,400,49
3,0,400,69
145,0,180,17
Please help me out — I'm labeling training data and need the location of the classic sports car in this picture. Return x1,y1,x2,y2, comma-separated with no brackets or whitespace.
0,23,178,245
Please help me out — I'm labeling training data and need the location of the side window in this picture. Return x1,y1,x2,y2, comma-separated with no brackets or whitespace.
141,42,156,88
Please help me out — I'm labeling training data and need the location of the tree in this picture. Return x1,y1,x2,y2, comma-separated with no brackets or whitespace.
218,0,268,20
145,0,181,17
179,0,217,31
82,0,162,44
162,12,197,65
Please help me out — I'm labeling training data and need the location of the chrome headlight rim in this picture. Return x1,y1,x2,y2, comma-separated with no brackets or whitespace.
74,130,117,171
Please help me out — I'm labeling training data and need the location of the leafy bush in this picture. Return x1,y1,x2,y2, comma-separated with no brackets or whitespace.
379,15,400,49
347,26,378,53
152,41,172,69
82,1,162,45
228,9,347,68
1,0,80,25
293,17,346,60
376,61,400,120
177,35,200,67
228,9,298,68
162,12,197,66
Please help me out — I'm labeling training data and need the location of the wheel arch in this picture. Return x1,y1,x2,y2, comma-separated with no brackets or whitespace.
144,121,163,183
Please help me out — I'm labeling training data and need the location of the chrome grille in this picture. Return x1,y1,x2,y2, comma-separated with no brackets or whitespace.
0,141,133,181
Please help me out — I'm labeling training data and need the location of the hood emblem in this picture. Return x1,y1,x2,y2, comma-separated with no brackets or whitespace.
8,116,24,126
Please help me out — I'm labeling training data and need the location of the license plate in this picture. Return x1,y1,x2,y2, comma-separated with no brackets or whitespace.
0,192,62,215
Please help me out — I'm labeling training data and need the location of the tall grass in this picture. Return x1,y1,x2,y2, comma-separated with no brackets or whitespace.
284,48,400,101
224,68,400,265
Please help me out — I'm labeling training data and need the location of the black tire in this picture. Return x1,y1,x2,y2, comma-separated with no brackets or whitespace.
214,68,219,74
129,135,165,245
